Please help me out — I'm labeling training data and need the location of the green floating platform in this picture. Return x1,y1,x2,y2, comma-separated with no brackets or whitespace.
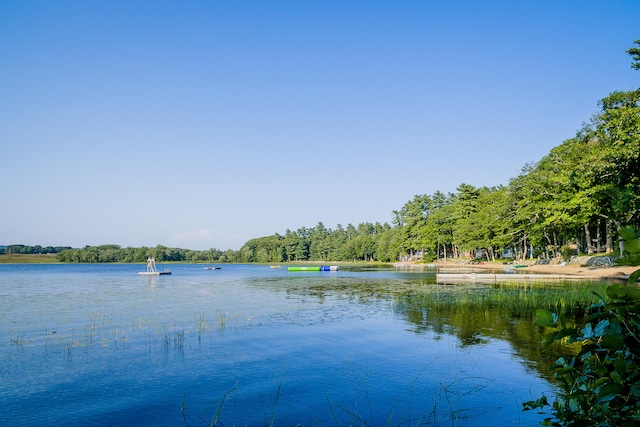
287,266,339,272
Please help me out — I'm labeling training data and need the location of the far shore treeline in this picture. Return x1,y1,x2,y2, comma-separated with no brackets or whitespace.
7,82,639,265
3,44,640,265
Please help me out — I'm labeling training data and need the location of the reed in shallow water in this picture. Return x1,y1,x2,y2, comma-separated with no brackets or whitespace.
404,281,611,316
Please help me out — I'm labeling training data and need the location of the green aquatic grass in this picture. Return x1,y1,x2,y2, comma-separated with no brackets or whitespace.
35,311,242,359
186,367,510,427
404,281,611,316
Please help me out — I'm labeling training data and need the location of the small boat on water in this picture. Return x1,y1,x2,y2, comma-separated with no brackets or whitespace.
204,266,221,270
139,257,171,275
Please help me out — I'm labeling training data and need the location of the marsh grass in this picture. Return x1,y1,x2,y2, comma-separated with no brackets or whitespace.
187,382,239,427
323,350,497,427
9,332,25,347
175,329,185,354
404,281,610,316
196,314,210,332
216,313,227,330
385,366,430,426
41,310,246,359
187,368,507,427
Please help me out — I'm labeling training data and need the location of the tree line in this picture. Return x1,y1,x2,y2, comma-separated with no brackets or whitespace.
237,42,640,264
15,85,640,265
53,245,237,263
7,41,640,265
0,244,72,255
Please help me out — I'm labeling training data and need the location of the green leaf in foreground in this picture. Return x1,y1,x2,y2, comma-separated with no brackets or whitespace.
526,283,640,426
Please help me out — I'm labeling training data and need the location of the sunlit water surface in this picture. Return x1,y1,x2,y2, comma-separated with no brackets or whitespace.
1,264,555,426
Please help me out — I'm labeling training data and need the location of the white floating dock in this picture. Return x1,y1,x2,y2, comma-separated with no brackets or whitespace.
138,270,172,276
139,257,171,275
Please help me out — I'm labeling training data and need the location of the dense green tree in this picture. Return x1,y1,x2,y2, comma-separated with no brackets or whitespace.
309,222,331,260
452,186,510,261
393,194,432,257
421,191,455,261
328,225,347,260
594,89,640,239
283,229,300,262
450,183,481,256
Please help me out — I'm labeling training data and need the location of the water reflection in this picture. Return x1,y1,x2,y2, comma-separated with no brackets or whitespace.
248,274,608,382
2,264,604,426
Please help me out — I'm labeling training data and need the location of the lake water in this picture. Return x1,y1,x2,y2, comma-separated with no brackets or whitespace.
1,263,557,426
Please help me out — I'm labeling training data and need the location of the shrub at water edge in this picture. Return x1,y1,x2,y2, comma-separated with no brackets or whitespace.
523,282,640,426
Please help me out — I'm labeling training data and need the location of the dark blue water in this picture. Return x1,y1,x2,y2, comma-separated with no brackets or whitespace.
0,264,552,426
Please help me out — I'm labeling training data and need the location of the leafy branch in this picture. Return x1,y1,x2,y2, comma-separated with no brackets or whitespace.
523,284,640,426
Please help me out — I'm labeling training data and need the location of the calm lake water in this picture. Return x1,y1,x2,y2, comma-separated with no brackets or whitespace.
1,263,560,426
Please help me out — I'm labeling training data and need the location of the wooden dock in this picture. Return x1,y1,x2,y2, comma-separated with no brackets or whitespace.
436,273,599,283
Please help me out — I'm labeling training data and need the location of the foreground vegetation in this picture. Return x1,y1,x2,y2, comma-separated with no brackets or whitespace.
524,282,640,426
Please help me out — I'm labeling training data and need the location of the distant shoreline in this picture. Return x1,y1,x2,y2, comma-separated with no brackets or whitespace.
2,254,638,281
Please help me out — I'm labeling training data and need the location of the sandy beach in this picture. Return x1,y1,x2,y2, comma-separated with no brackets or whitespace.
467,262,637,280
396,261,639,281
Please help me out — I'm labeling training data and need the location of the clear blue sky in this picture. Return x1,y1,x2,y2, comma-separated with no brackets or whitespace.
1,1,639,250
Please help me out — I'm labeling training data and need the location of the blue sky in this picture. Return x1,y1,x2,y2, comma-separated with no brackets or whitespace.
1,1,639,250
